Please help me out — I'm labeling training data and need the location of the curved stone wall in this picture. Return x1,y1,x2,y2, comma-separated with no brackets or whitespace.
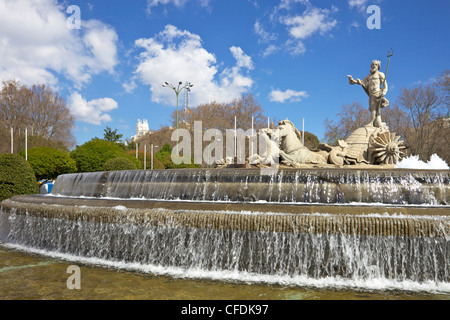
1,167,449,285
1,198,449,238
51,169,449,205
1,196,449,283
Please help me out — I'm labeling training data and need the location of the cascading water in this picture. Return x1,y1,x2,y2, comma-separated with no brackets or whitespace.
0,168,449,292
50,169,448,205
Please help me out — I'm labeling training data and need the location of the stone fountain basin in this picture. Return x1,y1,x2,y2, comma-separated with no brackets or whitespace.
49,168,449,205
2,193,449,238
2,165,449,286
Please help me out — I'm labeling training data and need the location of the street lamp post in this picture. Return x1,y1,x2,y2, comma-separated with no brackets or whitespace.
151,145,159,170
144,145,147,170
162,81,193,155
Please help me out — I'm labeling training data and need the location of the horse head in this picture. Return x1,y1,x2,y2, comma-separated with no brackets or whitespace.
277,120,303,153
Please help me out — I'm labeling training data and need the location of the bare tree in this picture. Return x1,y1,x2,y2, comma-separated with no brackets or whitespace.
434,70,450,162
0,80,75,153
436,69,449,114
323,102,371,145
28,84,75,148
174,93,268,132
395,83,445,161
134,93,270,165
0,126,10,152
382,104,410,139
0,80,29,129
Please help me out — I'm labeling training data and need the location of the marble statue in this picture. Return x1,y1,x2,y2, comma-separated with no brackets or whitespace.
251,120,327,167
276,120,326,165
246,55,406,168
347,60,389,128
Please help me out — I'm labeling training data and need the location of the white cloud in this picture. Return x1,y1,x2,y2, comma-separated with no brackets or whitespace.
146,0,212,13
123,79,138,94
147,0,187,11
264,3,338,56
0,0,118,88
262,45,280,57
254,20,277,43
348,21,361,31
269,89,308,103
285,39,306,55
270,0,310,21
348,0,368,11
283,8,337,40
277,0,310,11
69,92,118,125
281,7,337,55
230,46,253,69
254,20,280,58
133,25,254,106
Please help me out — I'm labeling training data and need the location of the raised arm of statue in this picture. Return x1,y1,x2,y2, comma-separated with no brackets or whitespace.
347,75,359,85
348,75,369,96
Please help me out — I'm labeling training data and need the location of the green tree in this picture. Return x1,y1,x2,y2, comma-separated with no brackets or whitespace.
103,126,123,143
0,153,39,201
103,157,138,171
156,144,200,169
303,132,321,149
128,150,165,170
70,138,141,173
19,147,77,180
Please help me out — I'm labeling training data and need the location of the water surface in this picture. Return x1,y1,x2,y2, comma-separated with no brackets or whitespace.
1,245,448,301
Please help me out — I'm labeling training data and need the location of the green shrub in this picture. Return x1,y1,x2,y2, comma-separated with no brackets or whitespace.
70,138,141,173
0,153,39,202
304,132,321,150
103,157,138,171
128,150,165,170
156,144,201,169
19,147,77,180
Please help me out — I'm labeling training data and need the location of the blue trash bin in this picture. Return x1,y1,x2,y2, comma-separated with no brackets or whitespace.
47,182,54,193
39,181,54,194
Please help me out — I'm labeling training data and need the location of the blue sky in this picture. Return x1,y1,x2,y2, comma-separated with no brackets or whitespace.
1,0,449,146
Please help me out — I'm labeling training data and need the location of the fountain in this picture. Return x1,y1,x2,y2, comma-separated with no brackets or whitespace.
1,59,449,293
1,166,448,291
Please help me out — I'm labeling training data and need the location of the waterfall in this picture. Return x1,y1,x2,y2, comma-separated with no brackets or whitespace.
51,169,449,205
1,168,449,292
1,199,449,288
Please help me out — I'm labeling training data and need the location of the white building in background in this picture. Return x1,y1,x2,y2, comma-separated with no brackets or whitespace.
131,119,151,141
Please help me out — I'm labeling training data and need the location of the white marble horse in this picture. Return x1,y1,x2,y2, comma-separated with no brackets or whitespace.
275,120,326,165
251,120,326,166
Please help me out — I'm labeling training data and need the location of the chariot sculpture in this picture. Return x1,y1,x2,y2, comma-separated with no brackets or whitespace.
250,51,407,168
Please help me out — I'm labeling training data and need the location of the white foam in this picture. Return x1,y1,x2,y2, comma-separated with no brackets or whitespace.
395,154,449,170
3,243,450,294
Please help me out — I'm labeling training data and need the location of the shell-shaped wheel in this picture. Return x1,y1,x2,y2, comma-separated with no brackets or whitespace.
371,132,406,165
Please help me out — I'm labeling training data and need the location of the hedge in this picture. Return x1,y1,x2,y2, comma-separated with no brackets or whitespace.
103,157,138,171
70,138,141,173
0,153,39,201
20,147,77,180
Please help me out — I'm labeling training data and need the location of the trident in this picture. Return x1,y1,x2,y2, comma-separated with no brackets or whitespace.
384,48,394,82
378,49,394,110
